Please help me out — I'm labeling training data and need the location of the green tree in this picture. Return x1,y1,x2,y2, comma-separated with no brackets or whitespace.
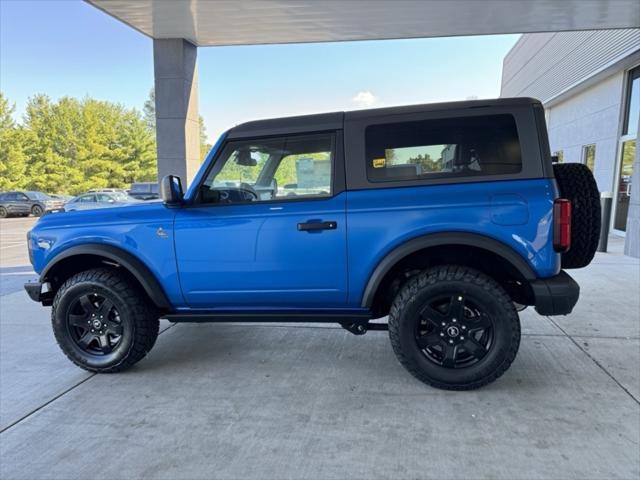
0,94,28,190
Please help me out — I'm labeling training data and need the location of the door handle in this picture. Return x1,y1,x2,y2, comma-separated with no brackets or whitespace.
297,221,337,231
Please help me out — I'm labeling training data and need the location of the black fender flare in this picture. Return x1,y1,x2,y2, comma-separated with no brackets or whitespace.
40,244,172,310
360,232,536,308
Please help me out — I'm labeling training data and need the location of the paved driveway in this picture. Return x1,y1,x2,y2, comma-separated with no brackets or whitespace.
0,220,638,479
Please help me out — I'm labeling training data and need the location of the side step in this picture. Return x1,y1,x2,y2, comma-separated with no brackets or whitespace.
163,311,387,335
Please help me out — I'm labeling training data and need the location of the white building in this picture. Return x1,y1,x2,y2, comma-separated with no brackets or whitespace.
501,29,640,257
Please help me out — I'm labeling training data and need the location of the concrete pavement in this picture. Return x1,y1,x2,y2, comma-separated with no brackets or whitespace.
0,229,638,479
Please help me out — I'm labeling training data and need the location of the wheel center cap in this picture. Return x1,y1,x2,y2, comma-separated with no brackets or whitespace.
92,319,102,329
446,325,460,337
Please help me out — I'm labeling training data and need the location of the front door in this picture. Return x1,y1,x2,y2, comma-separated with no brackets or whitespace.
174,132,348,309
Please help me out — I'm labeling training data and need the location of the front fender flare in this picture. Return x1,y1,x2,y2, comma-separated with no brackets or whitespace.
40,244,172,310
360,232,536,308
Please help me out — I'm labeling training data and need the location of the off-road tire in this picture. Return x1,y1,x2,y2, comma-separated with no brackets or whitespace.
52,267,159,373
553,163,601,269
31,205,44,217
0,207,7,218
388,265,520,390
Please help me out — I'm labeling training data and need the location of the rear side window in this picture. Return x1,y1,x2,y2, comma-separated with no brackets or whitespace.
365,114,522,183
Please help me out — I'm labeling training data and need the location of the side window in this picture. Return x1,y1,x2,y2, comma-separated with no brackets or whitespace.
97,194,113,202
199,133,334,204
17,193,29,201
78,195,95,203
365,114,522,183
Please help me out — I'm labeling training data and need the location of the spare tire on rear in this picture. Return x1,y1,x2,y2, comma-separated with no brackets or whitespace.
553,163,601,269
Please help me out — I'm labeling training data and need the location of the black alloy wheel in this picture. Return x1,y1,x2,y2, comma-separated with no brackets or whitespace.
415,294,494,368
67,293,124,355
388,265,520,390
52,268,159,373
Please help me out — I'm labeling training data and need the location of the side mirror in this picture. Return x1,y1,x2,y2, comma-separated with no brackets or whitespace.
160,175,184,206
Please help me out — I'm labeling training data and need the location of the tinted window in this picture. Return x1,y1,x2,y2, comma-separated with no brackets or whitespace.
366,114,522,183
200,133,334,204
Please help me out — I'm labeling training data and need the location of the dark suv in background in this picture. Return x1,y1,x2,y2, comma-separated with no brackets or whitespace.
0,191,65,218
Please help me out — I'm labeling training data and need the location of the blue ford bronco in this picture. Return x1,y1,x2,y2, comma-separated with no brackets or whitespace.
25,98,600,390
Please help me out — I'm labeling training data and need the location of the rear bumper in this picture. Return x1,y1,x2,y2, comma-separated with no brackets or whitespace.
530,271,579,316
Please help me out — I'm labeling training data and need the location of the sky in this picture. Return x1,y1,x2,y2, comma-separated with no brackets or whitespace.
0,0,520,142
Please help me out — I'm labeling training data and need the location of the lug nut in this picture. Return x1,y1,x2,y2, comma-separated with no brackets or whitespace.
460,336,465,340
452,319,457,323
449,340,454,344
440,333,444,337
441,322,446,326
461,325,466,330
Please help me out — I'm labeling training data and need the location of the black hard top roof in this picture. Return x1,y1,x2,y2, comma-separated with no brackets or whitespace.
226,97,541,139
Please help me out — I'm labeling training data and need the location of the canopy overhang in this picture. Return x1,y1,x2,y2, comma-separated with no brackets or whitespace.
87,0,640,47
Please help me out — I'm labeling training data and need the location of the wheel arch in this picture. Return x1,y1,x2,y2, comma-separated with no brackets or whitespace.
40,244,172,311
362,232,536,316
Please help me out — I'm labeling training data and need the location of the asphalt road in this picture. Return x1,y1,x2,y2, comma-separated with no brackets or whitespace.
0,217,38,297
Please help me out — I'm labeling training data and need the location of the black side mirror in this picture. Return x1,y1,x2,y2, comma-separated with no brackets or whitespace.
160,175,183,206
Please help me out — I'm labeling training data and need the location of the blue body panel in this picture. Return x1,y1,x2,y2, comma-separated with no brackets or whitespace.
29,203,184,307
344,178,560,307
173,195,347,309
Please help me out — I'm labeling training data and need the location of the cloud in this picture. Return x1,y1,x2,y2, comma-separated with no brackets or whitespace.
351,91,378,108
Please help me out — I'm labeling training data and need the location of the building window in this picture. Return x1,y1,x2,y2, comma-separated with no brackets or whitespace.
614,139,636,231
582,144,596,171
553,151,564,163
623,66,639,136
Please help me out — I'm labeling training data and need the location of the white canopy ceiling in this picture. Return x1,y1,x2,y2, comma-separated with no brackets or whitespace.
87,0,640,47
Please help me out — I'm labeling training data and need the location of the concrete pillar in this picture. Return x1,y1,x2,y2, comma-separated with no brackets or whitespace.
153,38,200,185
623,120,639,257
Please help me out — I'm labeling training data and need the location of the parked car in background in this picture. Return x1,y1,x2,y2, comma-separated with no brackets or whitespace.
88,188,129,195
0,192,31,218
64,191,140,211
49,194,74,202
128,182,159,200
0,191,64,218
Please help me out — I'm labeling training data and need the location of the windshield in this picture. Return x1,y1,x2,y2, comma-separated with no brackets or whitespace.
25,191,51,200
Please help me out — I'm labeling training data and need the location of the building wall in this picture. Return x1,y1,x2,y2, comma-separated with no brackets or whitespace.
501,29,640,102
546,72,625,193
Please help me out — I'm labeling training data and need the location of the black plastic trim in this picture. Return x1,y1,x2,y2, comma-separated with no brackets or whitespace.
24,281,43,302
164,311,371,323
40,244,172,310
530,271,580,316
361,232,537,308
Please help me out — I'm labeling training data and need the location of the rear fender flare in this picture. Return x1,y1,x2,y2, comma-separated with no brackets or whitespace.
361,232,536,308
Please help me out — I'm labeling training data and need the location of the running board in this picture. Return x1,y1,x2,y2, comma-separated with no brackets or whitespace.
162,311,386,335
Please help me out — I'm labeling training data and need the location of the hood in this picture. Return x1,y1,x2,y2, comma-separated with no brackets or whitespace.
35,201,170,230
